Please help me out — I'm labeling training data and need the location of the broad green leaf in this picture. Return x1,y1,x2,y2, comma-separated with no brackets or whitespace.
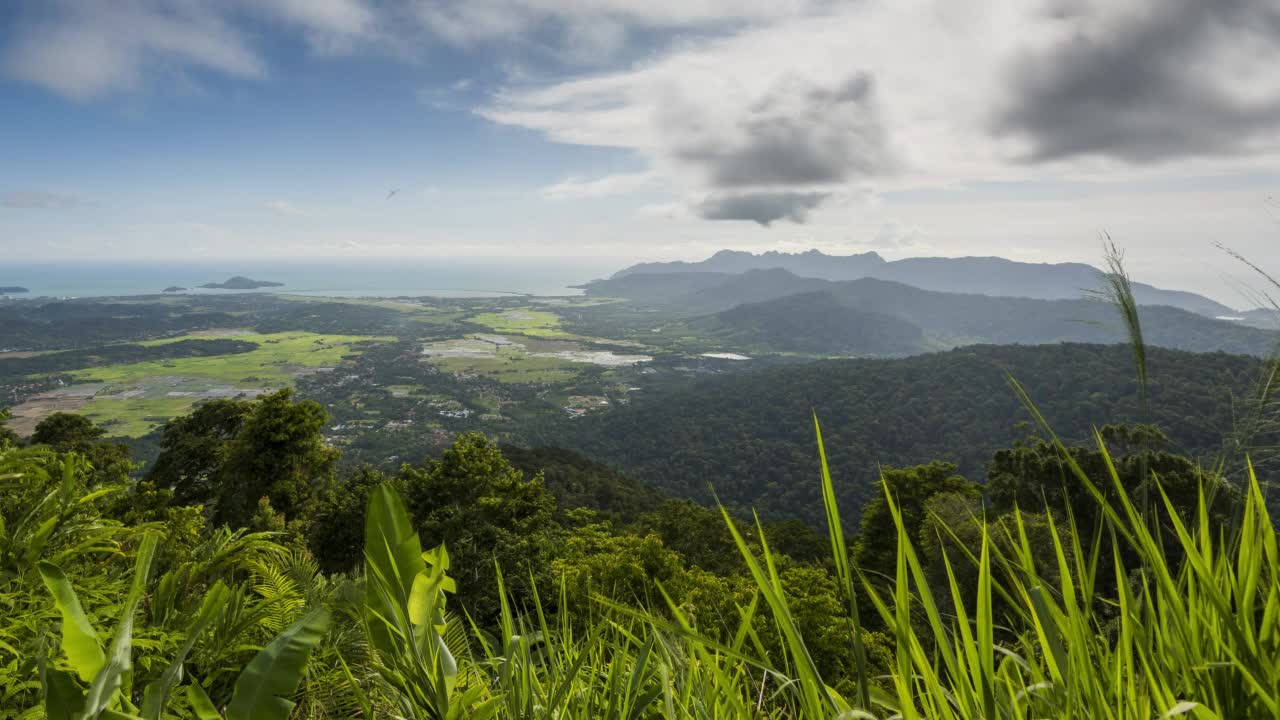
83,532,159,718
43,666,86,720
38,561,105,683
186,683,223,720
364,482,425,657
226,607,331,720
140,582,232,719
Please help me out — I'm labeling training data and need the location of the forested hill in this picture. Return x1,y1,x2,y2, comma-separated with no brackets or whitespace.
646,273,1273,357
560,343,1269,527
686,291,930,355
610,249,1235,316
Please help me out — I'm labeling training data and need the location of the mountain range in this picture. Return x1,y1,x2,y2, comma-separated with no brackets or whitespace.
587,268,1276,357
609,250,1237,317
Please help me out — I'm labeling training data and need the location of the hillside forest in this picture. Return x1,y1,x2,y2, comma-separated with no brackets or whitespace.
1,250,1279,718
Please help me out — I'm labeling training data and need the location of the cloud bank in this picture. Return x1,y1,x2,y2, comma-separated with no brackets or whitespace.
6,0,1280,240
489,0,1280,224
997,0,1280,162
697,191,829,225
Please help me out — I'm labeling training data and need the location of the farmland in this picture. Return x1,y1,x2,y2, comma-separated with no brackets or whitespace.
97,331,390,384
0,293,763,451
7,331,390,437
467,308,569,337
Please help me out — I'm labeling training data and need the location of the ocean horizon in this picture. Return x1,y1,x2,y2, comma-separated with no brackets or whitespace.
0,257,635,300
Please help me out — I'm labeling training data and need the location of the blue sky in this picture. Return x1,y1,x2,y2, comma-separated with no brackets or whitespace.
1,0,1278,302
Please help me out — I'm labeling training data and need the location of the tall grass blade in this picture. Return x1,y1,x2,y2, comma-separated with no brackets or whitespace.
813,411,870,709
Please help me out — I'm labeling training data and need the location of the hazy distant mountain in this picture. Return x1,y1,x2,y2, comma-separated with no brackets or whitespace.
617,249,887,280
573,271,732,303
687,291,930,355
819,277,1272,355
611,250,1235,316
682,269,832,310
581,268,826,310
1240,308,1280,330
620,270,1277,357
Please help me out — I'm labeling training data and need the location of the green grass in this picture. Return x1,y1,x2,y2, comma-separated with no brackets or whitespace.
338,429,1280,718
83,332,389,384
430,354,578,384
17,247,1280,717
468,308,568,337
274,294,471,320
12,400,1280,717
78,397,199,437
422,336,585,384
60,331,389,436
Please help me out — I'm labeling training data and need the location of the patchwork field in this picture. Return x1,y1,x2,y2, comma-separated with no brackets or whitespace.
79,397,205,437
468,308,568,337
422,334,651,384
103,331,389,383
11,331,390,437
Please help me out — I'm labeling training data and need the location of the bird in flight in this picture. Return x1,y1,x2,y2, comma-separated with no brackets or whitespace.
386,189,400,200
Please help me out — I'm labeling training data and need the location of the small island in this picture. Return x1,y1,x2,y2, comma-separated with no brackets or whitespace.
0,286,29,294
199,276,284,290
162,286,187,293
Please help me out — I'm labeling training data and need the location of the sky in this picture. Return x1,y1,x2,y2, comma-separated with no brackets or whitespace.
1,0,1279,302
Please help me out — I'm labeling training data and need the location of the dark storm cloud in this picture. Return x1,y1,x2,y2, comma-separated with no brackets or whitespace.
670,72,897,188
697,191,829,225
998,0,1280,162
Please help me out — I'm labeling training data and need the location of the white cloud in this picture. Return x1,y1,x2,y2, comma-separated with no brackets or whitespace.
0,0,394,100
2,2,267,100
409,0,821,48
481,0,1280,220
1,0,839,101
540,172,657,199
252,0,382,55
265,199,308,217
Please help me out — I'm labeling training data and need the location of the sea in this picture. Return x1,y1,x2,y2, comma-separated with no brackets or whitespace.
0,257,634,300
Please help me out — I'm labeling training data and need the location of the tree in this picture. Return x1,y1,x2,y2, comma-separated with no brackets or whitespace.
146,390,336,529
147,398,253,506
30,412,104,449
852,461,980,583
213,389,337,528
0,408,19,448
402,433,559,623
918,492,1070,628
749,564,894,694
635,499,743,575
29,412,132,485
307,465,395,573
986,424,1238,531
984,425,1239,600
552,524,688,612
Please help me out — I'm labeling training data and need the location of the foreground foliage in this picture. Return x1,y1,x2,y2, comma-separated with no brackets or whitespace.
2,404,1276,719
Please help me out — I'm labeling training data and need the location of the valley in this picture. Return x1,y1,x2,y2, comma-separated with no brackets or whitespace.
2,249,1275,490
9,6,1280,713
